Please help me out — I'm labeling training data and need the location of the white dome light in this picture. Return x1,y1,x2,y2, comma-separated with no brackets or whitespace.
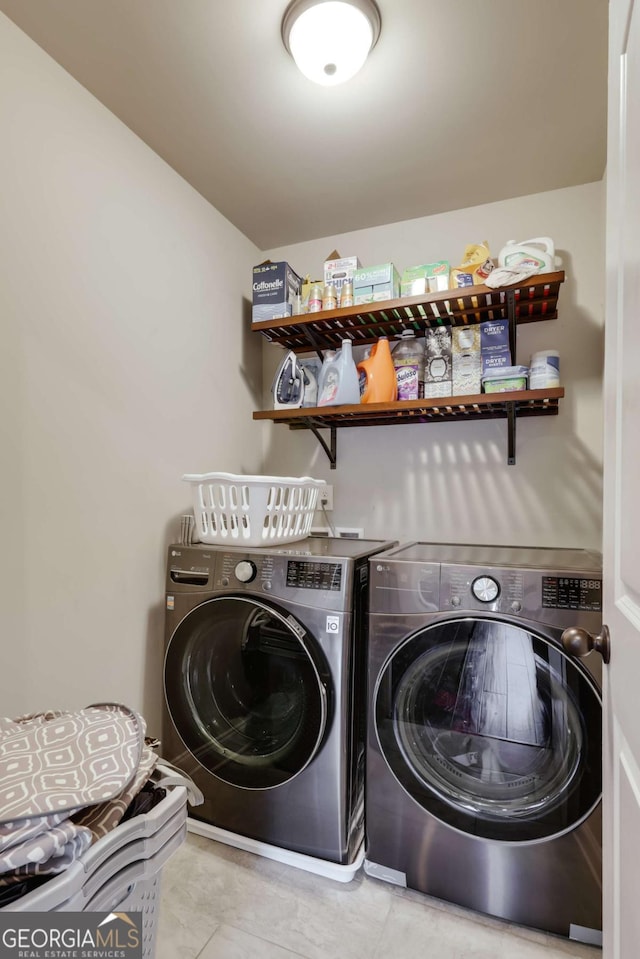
282,0,381,87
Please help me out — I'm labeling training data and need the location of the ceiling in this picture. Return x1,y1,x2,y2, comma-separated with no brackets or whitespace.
0,0,609,250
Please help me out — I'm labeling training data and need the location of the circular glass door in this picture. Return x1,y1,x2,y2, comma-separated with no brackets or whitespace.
165,596,330,789
375,618,601,841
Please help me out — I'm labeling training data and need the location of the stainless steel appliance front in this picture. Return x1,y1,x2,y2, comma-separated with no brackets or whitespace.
365,542,603,943
163,536,394,865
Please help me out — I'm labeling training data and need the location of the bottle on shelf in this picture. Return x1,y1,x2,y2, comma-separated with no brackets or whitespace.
308,282,324,313
322,283,338,311
318,340,360,407
357,337,398,404
392,330,424,401
339,281,354,308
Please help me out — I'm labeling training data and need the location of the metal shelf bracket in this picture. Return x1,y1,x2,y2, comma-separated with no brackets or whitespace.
304,421,337,469
507,402,516,465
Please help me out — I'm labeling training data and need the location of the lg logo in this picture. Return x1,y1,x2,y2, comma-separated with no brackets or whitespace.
326,615,340,633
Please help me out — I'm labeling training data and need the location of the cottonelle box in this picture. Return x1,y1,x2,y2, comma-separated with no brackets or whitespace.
252,261,302,323
353,263,400,305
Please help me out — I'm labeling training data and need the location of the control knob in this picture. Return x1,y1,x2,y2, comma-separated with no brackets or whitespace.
235,560,257,583
471,576,500,603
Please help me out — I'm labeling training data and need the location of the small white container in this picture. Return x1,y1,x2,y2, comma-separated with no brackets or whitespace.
529,350,560,389
482,365,529,393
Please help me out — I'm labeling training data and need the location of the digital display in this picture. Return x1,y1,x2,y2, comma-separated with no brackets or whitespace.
287,561,342,591
542,577,602,611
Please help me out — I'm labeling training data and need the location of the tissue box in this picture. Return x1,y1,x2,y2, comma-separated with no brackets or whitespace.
323,252,361,294
353,263,400,305
401,262,450,297
252,261,302,323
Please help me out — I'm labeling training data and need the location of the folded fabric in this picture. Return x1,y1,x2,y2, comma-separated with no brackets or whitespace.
484,266,540,289
0,820,92,885
0,704,145,825
0,810,69,855
72,744,158,843
120,782,167,823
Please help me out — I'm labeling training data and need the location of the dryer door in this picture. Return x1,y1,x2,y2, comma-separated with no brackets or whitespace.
165,596,329,789
375,617,601,841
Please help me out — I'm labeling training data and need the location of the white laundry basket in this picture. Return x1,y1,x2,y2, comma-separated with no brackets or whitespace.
183,472,324,547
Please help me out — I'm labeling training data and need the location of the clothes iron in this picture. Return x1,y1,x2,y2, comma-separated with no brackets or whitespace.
272,350,304,409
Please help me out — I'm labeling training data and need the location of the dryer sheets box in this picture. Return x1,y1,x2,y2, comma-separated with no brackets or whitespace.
480,319,511,375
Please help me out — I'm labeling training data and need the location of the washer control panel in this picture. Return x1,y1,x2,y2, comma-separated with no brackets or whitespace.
167,546,351,607
286,560,342,591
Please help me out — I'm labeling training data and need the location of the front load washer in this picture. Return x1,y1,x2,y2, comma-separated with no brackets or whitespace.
365,542,603,944
162,536,395,871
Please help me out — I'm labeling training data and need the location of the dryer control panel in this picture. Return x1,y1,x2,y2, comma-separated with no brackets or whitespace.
370,557,602,630
442,565,527,615
541,576,602,611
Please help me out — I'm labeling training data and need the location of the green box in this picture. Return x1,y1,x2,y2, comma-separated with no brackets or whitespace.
401,262,450,297
353,263,400,304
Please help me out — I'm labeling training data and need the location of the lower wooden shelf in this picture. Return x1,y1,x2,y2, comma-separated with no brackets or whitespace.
253,387,564,468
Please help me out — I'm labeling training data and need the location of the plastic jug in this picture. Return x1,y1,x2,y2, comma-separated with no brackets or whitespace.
392,330,424,401
318,340,360,406
498,237,562,274
357,337,398,404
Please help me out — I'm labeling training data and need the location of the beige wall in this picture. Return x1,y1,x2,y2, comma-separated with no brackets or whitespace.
0,11,605,730
263,183,605,550
0,13,262,726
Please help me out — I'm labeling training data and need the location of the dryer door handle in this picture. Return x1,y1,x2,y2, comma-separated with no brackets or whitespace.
561,625,611,665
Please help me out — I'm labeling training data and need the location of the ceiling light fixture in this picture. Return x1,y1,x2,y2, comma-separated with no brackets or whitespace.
282,0,381,87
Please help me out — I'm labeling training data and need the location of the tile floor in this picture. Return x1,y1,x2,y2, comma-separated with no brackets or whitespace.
157,833,601,959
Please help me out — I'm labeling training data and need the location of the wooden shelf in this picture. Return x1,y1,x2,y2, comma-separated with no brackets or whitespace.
252,271,565,354
254,388,564,428
252,270,566,466
254,388,565,468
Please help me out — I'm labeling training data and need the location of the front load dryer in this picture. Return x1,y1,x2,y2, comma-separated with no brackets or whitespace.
162,536,395,870
365,542,603,944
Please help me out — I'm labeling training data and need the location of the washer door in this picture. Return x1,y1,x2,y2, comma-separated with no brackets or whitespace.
375,617,601,841
165,596,329,789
